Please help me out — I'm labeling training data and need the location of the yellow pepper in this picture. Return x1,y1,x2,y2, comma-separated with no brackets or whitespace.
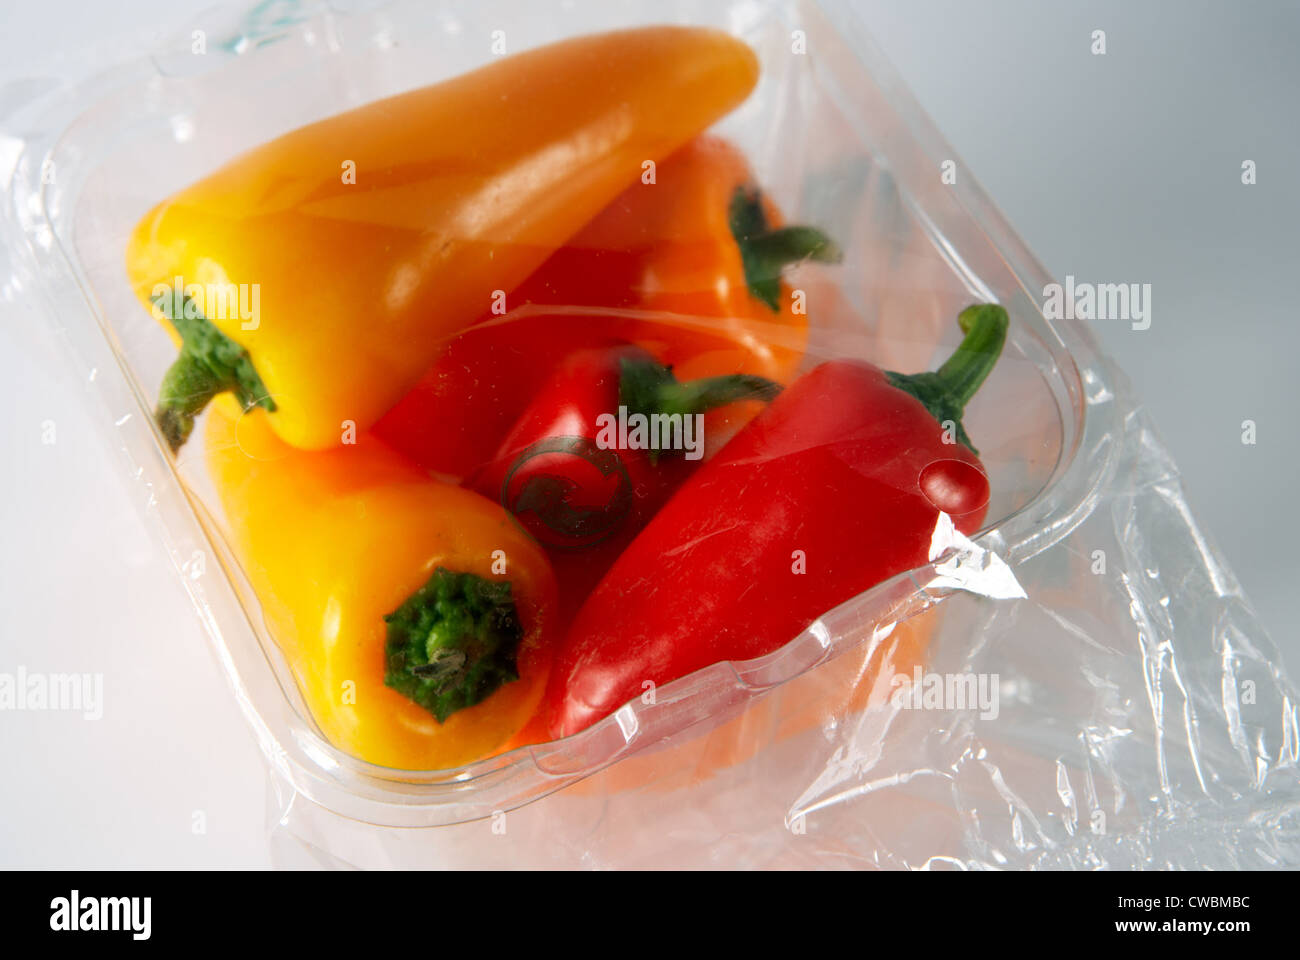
204,398,558,770
128,26,760,451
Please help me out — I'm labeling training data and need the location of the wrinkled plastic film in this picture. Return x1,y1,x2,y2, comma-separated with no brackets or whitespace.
264,376,1300,869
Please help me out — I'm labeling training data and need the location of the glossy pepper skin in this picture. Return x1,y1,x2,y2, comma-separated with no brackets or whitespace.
546,305,1008,739
513,136,838,384
371,136,837,478
468,344,779,625
130,27,760,452
204,399,558,770
371,311,622,481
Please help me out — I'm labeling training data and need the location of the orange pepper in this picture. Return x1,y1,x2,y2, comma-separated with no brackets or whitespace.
204,399,557,770
129,27,760,452
529,135,829,383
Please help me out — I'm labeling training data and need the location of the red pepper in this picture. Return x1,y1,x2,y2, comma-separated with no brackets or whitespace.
370,313,615,480
545,304,1009,738
469,343,780,625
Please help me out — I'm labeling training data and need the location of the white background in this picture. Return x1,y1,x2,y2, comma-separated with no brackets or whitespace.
1,0,1296,866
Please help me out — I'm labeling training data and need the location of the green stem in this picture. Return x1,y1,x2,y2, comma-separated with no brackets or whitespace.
653,373,782,418
885,303,1009,455
619,356,781,463
618,357,780,465
729,186,843,311
152,292,275,453
156,354,223,453
383,568,523,723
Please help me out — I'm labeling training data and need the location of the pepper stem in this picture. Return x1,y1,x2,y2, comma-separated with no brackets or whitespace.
730,186,842,310
619,358,782,421
156,354,222,453
153,292,275,453
885,303,1009,455
652,372,782,418
619,356,780,463
383,568,523,723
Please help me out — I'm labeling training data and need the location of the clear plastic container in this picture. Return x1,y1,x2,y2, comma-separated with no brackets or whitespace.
7,0,1293,868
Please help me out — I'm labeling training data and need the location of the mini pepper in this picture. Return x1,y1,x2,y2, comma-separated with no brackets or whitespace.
204,400,558,770
546,304,1008,738
468,342,780,624
130,27,760,451
510,135,840,383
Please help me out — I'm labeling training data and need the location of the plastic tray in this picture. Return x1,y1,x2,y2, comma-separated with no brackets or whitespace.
2,0,1113,834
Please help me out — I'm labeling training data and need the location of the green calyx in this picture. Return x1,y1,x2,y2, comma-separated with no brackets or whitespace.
618,356,781,463
729,185,842,311
383,567,523,723
152,291,274,453
885,303,1009,456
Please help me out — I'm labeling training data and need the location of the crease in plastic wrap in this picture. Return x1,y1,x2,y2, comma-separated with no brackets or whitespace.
1,0,1296,869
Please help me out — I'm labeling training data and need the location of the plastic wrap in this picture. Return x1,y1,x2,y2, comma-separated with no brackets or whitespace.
2,0,1296,868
